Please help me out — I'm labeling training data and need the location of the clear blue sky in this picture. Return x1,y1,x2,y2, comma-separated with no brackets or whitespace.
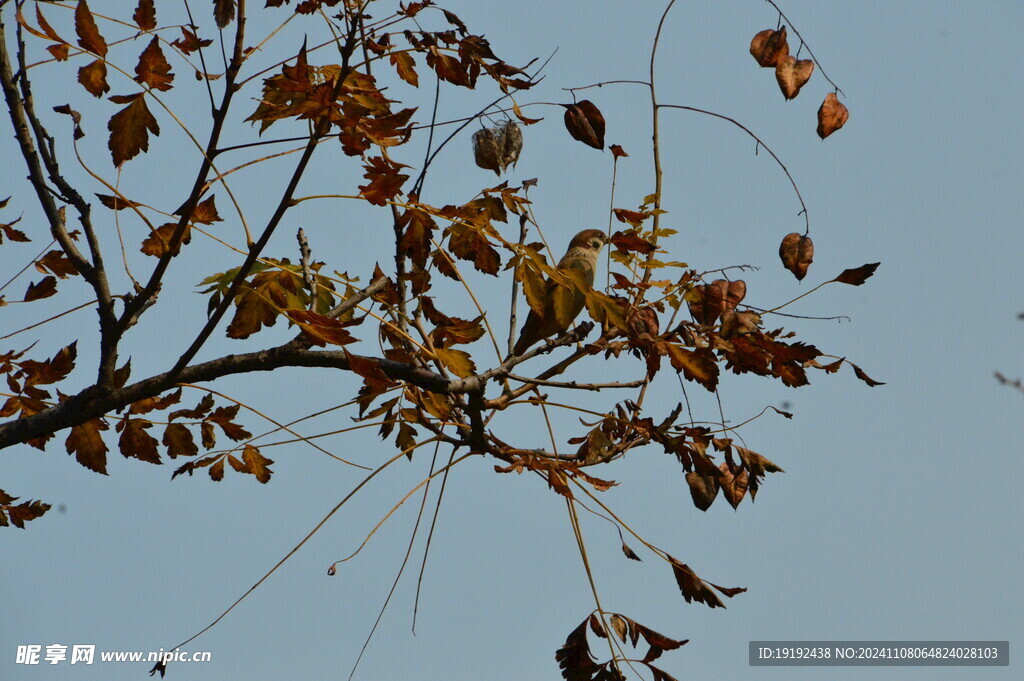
3,1,1021,680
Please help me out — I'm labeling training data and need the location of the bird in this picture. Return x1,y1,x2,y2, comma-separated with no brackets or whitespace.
512,229,607,356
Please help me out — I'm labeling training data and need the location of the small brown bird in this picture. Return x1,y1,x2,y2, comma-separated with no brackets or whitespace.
513,229,607,355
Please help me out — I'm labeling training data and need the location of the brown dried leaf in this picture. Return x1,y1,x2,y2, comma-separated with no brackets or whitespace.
74,0,107,57
96,193,143,210
718,462,748,509
162,423,198,459
35,250,79,278
621,542,642,562
108,93,160,167
775,56,814,100
685,470,719,511
206,405,252,441
140,223,190,257
817,92,849,139
284,309,358,347
1,497,52,529
563,100,605,150
610,228,655,254
78,59,109,97
242,444,274,483
133,0,156,31
669,558,725,608
171,27,212,55
779,232,814,280
834,262,880,286
750,27,789,67
66,418,109,474
555,619,600,681
358,156,409,206
850,361,885,386
189,195,222,224
24,276,57,302
666,345,718,392
609,144,628,158
344,349,395,392
214,0,235,29
118,418,161,464
135,37,174,91
390,51,418,86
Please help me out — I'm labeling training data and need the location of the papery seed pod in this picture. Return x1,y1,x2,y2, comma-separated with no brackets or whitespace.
749,26,789,68
817,93,849,139
472,127,501,174
563,100,605,149
497,120,523,171
779,232,814,280
775,56,814,100
473,121,524,175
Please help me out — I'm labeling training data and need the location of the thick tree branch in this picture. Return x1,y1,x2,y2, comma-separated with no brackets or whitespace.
0,312,594,451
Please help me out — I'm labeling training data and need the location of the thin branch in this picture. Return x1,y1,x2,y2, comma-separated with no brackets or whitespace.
660,104,810,234
505,375,645,391
763,0,845,97
168,438,443,653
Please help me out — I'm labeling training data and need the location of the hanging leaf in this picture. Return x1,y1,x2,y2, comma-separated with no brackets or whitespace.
24,276,58,302
817,92,849,139
563,100,605,149
133,0,156,31
135,37,174,91
78,59,109,97
213,0,235,29
778,232,814,280
65,418,109,474
390,51,419,86
775,56,814,100
107,93,160,166
74,0,107,57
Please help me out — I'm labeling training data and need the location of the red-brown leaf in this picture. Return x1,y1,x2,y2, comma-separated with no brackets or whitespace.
284,309,359,347
66,418,109,474
214,0,235,28
24,276,58,302
108,93,160,166
78,59,109,97
74,0,107,57
242,444,274,483
666,344,719,392
118,418,161,464
189,195,222,224
850,361,885,386
135,37,174,91
610,229,656,254
685,470,719,511
96,193,144,211
162,423,197,458
834,262,879,286
133,0,156,31
390,51,419,86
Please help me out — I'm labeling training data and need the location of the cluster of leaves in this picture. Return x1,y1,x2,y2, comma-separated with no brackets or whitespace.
557,612,688,681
